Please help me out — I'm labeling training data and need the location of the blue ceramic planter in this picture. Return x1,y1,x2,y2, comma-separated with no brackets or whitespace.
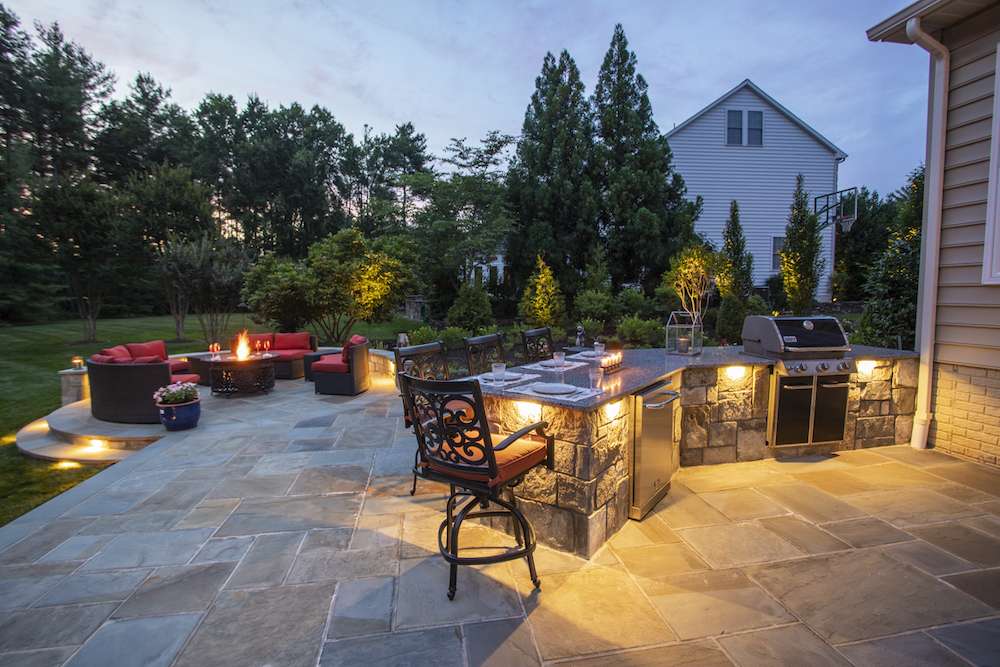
158,399,201,431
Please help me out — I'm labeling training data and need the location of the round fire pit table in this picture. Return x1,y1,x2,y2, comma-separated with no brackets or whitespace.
195,354,276,397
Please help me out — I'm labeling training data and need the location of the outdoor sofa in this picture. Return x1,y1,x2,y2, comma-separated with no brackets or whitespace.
311,335,370,395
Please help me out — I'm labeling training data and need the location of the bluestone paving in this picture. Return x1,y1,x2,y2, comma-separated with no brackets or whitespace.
3,379,1000,665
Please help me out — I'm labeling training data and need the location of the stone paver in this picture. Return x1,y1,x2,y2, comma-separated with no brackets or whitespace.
3,381,1000,665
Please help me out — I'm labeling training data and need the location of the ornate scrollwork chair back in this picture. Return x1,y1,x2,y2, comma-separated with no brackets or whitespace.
521,327,554,363
464,332,506,377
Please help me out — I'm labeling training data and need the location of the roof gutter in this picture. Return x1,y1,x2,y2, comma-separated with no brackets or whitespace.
906,16,949,449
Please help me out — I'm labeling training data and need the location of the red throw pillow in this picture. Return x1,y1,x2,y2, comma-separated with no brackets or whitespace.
126,340,167,361
89,354,115,363
341,335,367,364
101,345,132,360
274,332,310,350
132,355,161,364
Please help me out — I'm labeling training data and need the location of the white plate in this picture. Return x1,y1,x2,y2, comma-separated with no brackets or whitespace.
579,351,599,357
533,383,578,395
482,371,522,382
539,359,568,368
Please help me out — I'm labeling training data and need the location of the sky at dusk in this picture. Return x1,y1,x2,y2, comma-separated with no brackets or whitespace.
9,0,929,195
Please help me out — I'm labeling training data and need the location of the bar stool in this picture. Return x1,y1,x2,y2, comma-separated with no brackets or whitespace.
398,373,554,600
464,332,506,376
394,342,451,495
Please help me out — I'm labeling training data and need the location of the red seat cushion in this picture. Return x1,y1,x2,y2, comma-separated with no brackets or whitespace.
312,358,349,373
89,354,115,363
427,435,548,487
171,373,200,384
341,334,368,364
101,345,132,360
274,332,310,350
169,358,190,373
126,340,167,361
271,349,309,361
132,355,161,364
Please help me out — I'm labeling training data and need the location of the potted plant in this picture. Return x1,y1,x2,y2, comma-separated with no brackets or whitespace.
153,382,201,431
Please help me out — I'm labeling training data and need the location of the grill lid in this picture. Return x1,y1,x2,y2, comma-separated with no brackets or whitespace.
741,315,850,358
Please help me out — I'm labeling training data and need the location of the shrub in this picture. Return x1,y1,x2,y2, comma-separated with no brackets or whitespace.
518,255,566,327
746,294,770,316
242,254,315,332
716,295,747,344
617,315,661,347
616,287,655,319
406,325,437,345
702,307,718,336
439,326,470,350
574,288,616,322
580,318,604,342
446,284,494,330
766,274,786,312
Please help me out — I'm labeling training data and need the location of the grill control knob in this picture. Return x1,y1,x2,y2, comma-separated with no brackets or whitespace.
838,361,850,371
818,362,829,371
796,363,808,373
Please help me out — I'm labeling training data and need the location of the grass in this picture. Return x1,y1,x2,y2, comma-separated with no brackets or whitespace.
0,312,417,526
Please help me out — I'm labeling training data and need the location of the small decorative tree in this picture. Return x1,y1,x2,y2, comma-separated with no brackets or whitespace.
158,239,192,341
780,175,825,314
172,235,248,345
663,245,718,324
241,254,316,332
518,255,565,327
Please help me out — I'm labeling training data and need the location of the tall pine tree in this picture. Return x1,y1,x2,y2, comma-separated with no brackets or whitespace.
507,50,598,300
779,174,825,314
720,200,754,300
592,24,699,294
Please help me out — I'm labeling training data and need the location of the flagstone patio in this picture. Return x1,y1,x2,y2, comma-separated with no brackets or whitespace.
1,377,999,666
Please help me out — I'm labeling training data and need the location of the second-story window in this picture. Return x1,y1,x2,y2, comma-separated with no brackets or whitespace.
726,110,742,145
748,110,763,145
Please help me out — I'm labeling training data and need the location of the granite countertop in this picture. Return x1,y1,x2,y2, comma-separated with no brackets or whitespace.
478,344,916,410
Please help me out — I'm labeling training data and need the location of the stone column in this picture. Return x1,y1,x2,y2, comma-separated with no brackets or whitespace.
58,368,90,405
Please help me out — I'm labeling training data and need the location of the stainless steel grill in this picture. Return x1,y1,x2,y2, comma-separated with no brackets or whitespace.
741,315,855,448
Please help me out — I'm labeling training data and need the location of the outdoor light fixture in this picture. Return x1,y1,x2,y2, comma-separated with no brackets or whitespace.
603,399,623,420
85,438,107,452
71,356,84,369
515,400,541,423
53,461,81,470
857,359,877,377
724,365,748,381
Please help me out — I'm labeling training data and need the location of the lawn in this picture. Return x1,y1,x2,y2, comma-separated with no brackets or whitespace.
0,313,417,526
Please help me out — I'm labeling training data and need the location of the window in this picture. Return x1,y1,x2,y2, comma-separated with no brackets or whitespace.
726,110,742,145
748,110,763,146
772,236,784,271
982,45,1000,284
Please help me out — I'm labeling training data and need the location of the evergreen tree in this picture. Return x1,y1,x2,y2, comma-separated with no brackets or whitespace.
592,24,699,293
719,200,754,300
518,255,565,327
833,187,894,301
857,167,924,348
507,50,598,299
779,174,824,314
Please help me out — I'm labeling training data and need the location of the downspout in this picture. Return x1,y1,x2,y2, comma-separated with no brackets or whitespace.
906,17,949,449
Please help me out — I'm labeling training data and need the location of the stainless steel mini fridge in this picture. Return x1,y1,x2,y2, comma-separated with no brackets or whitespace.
628,380,680,520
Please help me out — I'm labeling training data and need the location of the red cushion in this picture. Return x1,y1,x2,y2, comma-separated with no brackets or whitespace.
271,349,309,361
89,354,115,363
110,356,136,364
132,355,161,364
101,345,132,360
169,358,190,372
126,340,167,361
171,373,200,384
274,332,310,350
341,335,368,364
312,359,349,373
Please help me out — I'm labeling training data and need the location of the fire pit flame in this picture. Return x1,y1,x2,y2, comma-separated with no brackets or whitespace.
234,330,251,361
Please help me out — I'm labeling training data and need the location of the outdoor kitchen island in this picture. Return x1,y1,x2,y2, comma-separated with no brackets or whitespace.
477,344,918,558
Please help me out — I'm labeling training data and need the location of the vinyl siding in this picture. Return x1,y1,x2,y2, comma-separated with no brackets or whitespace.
936,4,1000,370
666,87,839,301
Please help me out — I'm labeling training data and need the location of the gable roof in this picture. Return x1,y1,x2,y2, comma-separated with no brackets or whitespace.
665,79,848,160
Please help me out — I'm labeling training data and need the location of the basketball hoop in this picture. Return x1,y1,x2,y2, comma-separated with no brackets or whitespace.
815,187,857,232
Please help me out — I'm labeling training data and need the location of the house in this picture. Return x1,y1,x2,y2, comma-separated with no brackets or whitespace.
868,0,1000,466
665,79,848,302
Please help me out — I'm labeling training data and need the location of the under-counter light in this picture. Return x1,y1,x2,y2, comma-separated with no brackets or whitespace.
724,365,748,381
603,400,623,420
84,438,107,452
857,359,877,377
515,401,541,423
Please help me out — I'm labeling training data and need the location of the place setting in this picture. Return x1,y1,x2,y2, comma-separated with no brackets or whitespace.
521,351,588,372
475,362,539,387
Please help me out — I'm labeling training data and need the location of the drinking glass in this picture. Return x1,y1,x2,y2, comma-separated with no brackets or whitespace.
589,365,604,391
553,351,565,367
491,362,506,381
594,342,605,356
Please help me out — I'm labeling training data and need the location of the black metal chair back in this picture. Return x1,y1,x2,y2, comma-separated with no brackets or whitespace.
398,374,499,483
394,341,449,380
464,333,506,376
521,327,554,363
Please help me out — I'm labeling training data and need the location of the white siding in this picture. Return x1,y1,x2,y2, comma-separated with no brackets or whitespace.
666,86,840,301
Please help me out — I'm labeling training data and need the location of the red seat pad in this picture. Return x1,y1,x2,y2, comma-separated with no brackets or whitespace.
171,373,200,384
341,334,368,363
101,345,132,360
126,340,167,361
271,349,309,361
274,332,311,350
312,358,349,373
169,358,190,372
90,354,116,363
427,435,548,487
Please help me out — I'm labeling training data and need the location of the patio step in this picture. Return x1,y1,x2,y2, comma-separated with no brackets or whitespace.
15,401,163,465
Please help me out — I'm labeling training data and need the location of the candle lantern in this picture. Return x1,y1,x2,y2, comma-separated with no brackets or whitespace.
666,311,703,356
599,350,623,374
70,355,84,369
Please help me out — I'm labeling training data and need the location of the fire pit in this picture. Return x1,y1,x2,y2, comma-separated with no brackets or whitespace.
189,331,276,397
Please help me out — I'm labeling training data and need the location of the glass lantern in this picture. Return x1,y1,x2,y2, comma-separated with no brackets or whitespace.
665,311,703,355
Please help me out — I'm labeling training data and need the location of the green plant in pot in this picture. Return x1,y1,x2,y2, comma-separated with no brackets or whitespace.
153,382,201,431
